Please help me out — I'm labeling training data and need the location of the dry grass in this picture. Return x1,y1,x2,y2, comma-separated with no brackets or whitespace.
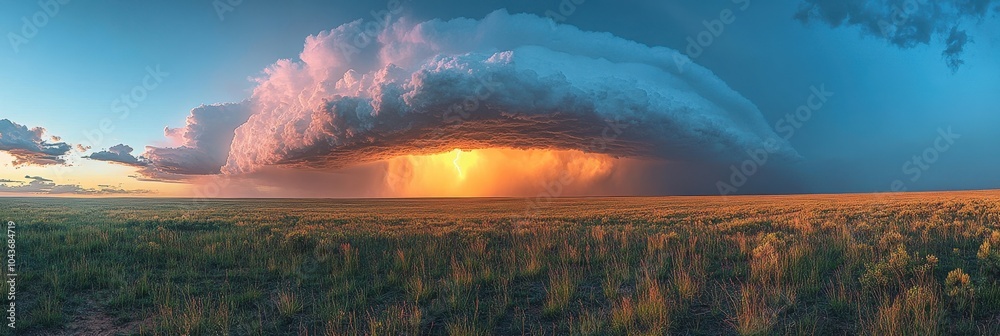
3,190,1000,334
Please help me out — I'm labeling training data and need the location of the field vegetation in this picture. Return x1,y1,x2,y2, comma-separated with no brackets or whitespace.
3,191,1000,335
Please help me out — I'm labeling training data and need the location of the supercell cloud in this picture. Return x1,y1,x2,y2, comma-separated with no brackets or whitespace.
134,10,797,180
0,119,72,166
213,10,797,175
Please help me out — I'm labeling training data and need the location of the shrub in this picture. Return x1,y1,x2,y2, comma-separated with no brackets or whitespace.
978,231,1000,279
945,268,974,313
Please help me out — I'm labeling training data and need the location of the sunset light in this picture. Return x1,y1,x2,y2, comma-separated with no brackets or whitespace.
3,1,1000,334
383,148,615,197
452,149,468,180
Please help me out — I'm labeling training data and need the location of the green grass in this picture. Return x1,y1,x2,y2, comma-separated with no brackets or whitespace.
1,191,999,335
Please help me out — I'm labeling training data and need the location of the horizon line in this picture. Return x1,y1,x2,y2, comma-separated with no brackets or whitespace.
1,188,998,200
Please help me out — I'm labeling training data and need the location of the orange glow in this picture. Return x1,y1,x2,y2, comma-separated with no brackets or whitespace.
0,152,191,197
453,150,468,180
383,148,617,197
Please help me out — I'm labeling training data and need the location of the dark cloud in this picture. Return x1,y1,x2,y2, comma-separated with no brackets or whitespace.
84,144,148,167
0,119,72,166
795,0,996,71
79,142,193,185
943,26,970,71
25,175,52,182
215,10,797,174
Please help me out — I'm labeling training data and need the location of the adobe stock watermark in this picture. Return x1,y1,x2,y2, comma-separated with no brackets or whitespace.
383,71,503,187
716,84,833,195
877,0,929,38
889,127,960,192
338,0,406,63
213,0,244,22
7,0,71,54
439,73,503,125
294,243,339,282
673,0,751,73
518,117,629,224
47,65,168,180
544,0,586,29
191,176,232,206
85,65,169,149
5,221,15,330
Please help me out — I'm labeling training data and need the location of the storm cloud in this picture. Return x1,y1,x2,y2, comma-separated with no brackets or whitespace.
0,119,72,166
204,10,799,175
795,0,997,71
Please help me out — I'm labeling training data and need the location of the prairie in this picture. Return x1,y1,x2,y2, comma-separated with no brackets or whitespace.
3,191,1000,335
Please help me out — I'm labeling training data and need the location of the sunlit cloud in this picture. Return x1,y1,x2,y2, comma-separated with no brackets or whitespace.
117,10,797,198
0,118,72,166
0,175,151,195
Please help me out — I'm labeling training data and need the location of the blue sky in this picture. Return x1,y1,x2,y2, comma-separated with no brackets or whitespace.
1,0,998,196
1,1,372,149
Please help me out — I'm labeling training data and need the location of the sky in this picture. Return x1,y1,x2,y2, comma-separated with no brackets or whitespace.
0,0,998,197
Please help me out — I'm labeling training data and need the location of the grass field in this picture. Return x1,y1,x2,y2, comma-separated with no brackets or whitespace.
3,191,1000,335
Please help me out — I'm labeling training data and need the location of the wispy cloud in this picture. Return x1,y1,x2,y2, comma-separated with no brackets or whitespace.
25,175,52,182
0,175,151,195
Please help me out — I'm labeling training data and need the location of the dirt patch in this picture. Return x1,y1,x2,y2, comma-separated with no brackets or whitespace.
26,300,151,336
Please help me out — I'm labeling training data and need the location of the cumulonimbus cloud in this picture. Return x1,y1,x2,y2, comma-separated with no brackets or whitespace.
137,10,797,180
794,0,997,71
0,119,72,166
143,103,252,175
214,10,798,175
